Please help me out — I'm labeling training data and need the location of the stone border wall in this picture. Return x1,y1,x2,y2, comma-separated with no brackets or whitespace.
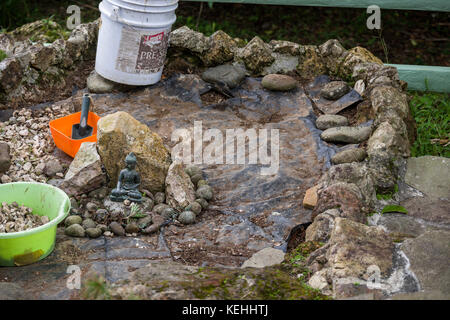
0,22,416,297
168,26,416,297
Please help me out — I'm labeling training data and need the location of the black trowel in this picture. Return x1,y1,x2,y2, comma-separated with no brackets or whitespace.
72,93,93,140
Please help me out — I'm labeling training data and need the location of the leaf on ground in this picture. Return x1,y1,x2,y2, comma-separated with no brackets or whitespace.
381,205,408,214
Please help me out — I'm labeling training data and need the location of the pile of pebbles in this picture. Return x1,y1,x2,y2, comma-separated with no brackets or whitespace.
0,202,49,233
0,104,72,184
64,165,213,239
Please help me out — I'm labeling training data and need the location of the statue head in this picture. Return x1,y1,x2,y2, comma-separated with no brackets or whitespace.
125,152,137,169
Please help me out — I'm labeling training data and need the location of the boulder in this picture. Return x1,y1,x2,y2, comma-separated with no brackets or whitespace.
318,39,348,76
305,209,340,242
370,86,409,120
169,26,209,55
367,121,410,158
60,142,106,196
341,46,383,77
97,111,171,193
165,161,196,212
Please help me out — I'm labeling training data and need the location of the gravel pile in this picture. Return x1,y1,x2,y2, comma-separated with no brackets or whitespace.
0,201,49,233
0,103,72,184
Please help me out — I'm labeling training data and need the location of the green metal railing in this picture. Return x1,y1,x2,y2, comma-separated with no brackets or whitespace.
183,0,450,92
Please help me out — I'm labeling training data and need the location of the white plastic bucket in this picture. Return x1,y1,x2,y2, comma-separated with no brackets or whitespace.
95,0,178,85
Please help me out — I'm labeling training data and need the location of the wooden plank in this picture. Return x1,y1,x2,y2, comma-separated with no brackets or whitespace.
183,0,450,12
388,64,450,92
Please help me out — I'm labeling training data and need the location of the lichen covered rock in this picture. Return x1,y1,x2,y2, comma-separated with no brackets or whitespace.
97,111,171,193
165,161,196,212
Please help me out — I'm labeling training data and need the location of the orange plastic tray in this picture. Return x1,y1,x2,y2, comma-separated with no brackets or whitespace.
49,111,101,158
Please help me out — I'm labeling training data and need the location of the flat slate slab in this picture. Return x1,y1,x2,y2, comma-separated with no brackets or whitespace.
405,156,450,199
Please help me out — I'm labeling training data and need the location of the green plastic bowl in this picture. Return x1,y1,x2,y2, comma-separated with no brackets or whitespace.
0,182,71,267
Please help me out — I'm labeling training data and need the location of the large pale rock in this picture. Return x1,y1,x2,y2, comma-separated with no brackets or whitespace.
60,142,106,196
97,111,171,193
269,40,302,56
165,161,196,211
401,230,450,294
241,247,285,268
236,36,274,74
404,156,450,199
261,74,297,91
326,218,394,279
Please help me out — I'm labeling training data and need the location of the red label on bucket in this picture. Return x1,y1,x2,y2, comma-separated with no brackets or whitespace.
115,27,169,74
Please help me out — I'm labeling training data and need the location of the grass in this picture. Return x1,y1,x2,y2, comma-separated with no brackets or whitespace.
409,91,450,158
0,49,7,62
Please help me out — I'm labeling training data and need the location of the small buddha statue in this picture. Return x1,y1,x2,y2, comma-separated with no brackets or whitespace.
110,152,143,203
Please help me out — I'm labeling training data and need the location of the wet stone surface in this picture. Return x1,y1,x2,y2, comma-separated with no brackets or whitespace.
0,74,339,298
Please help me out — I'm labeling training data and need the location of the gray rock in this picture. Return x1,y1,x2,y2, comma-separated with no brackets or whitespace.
178,211,196,225
97,224,108,232
165,161,196,212
65,224,85,237
331,148,367,164
405,156,450,200
315,114,349,130
321,126,372,144
0,142,11,174
153,203,170,215
87,70,127,93
195,198,209,209
60,142,106,196
125,222,140,234
185,165,202,178
320,81,350,100
261,74,297,91
169,26,209,54
201,64,246,89
65,215,82,227
109,221,125,236
197,180,208,188
354,79,365,95
85,202,97,213
236,36,274,74
196,185,213,201
82,218,97,229
161,207,177,220
190,173,203,185
86,227,102,238
154,192,165,205
241,247,285,268
187,201,202,215
401,230,450,294
44,159,63,177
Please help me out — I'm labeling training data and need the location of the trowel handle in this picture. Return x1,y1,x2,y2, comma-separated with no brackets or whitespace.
79,93,91,136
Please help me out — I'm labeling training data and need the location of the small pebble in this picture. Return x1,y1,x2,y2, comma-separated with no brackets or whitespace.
86,227,102,238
